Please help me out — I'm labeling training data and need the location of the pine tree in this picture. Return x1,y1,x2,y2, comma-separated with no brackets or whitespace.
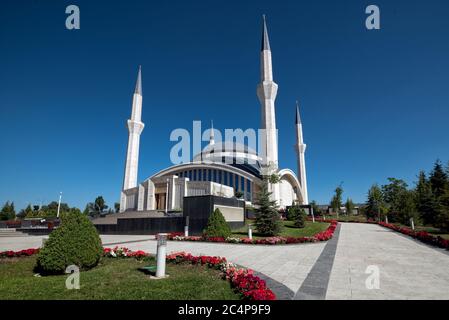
345,198,355,215
294,207,307,228
0,201,15,221
429,160,448,199
254,180,282,236
415,171,436,225
365,184,386,221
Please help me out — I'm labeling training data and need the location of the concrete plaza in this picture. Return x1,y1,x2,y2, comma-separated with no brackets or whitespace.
1,223,449,300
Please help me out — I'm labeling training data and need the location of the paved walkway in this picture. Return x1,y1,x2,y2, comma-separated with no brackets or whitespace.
2,223,449,299
326,223,449,299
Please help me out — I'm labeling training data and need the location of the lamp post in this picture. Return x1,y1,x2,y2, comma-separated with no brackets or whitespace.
56,192,63,218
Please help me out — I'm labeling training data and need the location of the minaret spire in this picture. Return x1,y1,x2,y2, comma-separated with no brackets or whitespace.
295,101,308,204
257,14,280,203
261,14,271,51
134,65,142,95
120,66,145,212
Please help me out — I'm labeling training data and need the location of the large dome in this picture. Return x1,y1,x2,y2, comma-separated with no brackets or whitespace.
193,141,263,177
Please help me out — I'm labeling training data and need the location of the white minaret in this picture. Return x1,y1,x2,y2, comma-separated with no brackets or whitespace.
295,101,308,204
257,15,280,202
121,66,145,211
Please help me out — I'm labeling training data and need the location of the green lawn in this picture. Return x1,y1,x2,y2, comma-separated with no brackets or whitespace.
231,220,329,239
326,214,368,223
0,256,240,300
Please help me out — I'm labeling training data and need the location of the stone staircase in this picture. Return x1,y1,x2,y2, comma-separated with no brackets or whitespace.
0,228,27,237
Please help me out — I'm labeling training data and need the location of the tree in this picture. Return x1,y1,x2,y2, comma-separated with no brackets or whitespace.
87,196,108,216
345,198,355,215
18,204,33,218
293,207,307,228
415,171,436,225
429,160,448,199
396,189,419,225
330,185,343,216
382,178,409,221
0,201,15,221
114,202,120,213
310,200,322,216
436,189,449,231
365,184,386,221
254,180,282,236
203,208,232,238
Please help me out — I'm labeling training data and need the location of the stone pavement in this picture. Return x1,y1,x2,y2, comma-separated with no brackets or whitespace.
326,223,449,300
2,223,449,299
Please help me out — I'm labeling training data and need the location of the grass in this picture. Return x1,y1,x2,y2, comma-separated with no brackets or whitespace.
325,214,368,223
231,220,329,239
0,256,240,300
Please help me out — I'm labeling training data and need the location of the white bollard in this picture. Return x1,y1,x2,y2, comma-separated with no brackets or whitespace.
410,218,415,230
248,225,253,240
323,215,326,221
311,208,315,223
184,225,189,237
156,233,168,278
385,216,389,224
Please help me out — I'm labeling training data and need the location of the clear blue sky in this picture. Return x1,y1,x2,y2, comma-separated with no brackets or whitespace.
1,0,449,210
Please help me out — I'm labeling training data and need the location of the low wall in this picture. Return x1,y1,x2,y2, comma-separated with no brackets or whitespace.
183,195,245,234
95,216,185,235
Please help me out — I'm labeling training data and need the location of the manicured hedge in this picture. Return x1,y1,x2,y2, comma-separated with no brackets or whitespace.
36,212,103,274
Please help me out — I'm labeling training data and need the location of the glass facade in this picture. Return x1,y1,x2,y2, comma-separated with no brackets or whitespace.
173,168,253,201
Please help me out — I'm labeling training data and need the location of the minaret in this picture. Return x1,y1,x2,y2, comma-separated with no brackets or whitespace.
257,15,280,202
122,66,145,191
295,101,308,204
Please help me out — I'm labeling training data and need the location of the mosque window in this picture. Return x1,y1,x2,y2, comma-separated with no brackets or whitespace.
247,180,251,201
224,171,228,186
188,170,192,180
229,173,233,187
179,171,183,178
213,170,217,182
218,170,222,184
241,177,245,192
208,169,211,181
193,170,197,181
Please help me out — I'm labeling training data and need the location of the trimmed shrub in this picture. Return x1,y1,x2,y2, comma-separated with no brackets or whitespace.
203,208,232,238
36,211,103,274
287,206,299,221
294,208,307,228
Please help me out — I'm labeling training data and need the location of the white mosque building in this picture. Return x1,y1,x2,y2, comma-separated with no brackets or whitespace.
119,16,308,213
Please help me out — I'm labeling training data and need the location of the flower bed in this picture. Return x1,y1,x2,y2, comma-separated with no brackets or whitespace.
166,252,276,300
103,246,149,260
167,220,338,245
102,247,276,300
0,248,39,258
379,222,449,250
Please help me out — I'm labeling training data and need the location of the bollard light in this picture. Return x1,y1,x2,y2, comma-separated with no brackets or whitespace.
184,225,189,237
410,218,415,230
248,225,253,240
156,233,168,278
311,207,315,223
385,216,389,224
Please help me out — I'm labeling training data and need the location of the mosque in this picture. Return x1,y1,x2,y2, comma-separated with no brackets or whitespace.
119,16,308,214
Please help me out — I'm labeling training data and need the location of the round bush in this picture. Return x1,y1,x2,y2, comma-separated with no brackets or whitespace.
36,212,103,274
203,208,232,238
